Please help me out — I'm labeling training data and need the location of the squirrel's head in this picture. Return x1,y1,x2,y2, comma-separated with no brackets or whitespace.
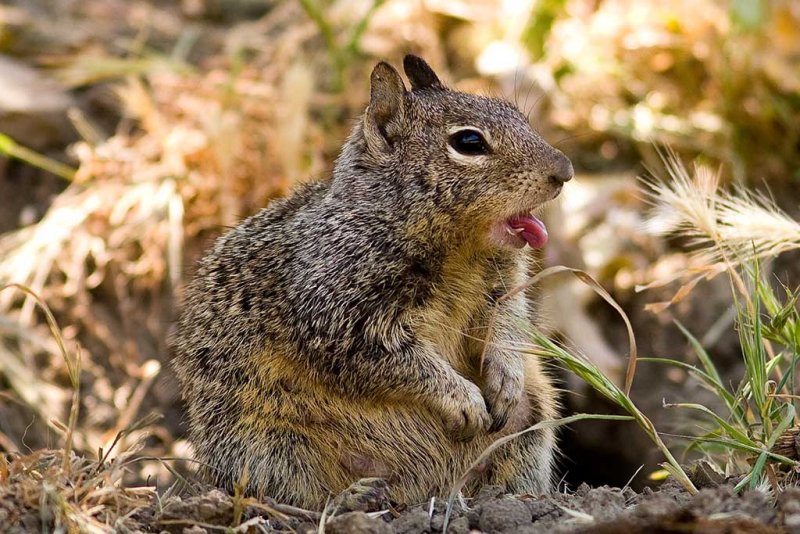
342,55,573,252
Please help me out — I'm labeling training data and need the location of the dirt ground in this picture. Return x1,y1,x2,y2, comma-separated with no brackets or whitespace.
318,483,792,534
4,471,795,533
1,448,797,533
144,482,800,533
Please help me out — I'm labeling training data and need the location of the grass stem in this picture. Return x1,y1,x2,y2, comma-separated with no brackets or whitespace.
0,133,76,181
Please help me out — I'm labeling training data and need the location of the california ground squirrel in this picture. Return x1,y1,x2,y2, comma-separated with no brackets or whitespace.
173,55,573,509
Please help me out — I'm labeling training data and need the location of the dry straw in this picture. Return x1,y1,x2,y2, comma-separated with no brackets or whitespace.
639,152,800,310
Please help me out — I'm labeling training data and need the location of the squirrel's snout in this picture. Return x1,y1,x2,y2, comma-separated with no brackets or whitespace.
547,152,574,185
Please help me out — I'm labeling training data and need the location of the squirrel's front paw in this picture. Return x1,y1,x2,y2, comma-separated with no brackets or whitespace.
482,353,524,433
435,379,491,441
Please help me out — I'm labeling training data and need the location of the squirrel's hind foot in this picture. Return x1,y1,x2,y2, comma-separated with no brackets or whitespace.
332,477,391,513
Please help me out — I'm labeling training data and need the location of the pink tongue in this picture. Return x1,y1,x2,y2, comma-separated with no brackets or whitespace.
508,214,548,249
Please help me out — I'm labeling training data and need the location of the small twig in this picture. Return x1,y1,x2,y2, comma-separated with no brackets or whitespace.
159,516,270,532
265,501,321,522
105,361,161,456
766,463,781,495
232,464,250,527
317,495,332,534
622,464,645,493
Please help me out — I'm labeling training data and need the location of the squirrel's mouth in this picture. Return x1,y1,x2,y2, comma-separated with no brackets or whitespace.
490,212,548,249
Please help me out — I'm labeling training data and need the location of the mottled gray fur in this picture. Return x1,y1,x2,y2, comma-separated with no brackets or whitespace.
172,55,572,509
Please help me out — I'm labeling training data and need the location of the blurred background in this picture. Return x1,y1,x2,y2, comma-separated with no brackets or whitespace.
0,0,798,493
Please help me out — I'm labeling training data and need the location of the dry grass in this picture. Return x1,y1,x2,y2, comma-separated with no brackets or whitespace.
0,0,344,478
0,449,155,533
639,153,800,310
0,283,153,532
535,0,800,183
645,154,800,264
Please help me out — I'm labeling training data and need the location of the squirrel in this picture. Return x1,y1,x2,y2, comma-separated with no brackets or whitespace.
172,55,573,510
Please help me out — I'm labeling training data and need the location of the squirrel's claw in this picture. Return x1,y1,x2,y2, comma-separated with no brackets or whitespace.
488,408,510,433
436,378,491,441
481,354,524,433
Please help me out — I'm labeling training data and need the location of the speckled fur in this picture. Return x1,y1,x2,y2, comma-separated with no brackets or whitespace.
172,56,572,509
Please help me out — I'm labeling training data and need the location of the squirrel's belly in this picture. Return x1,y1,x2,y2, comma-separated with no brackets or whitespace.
259,388,544,503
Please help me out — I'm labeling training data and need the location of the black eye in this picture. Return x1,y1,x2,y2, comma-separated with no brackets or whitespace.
448,129,490,156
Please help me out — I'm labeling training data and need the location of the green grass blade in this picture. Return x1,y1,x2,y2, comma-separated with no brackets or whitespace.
0,133,76,181
525,334,697,495
766,404,796,450
640,357,740,417
740,265,768,418
663,402,758,448
674,320,724,386
689,436,798,466
734,471,753,492
749,451,768,490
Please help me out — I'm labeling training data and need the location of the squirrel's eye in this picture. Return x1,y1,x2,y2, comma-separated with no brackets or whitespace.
448,129,489,156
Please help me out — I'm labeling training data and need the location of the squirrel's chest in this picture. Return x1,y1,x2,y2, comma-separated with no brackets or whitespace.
414,259,506,369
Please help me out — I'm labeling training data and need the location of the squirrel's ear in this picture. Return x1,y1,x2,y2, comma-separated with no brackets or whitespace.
365,61,406,152
403,55,443,91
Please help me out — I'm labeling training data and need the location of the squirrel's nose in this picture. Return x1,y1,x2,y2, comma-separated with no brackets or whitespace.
548,152,574,184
